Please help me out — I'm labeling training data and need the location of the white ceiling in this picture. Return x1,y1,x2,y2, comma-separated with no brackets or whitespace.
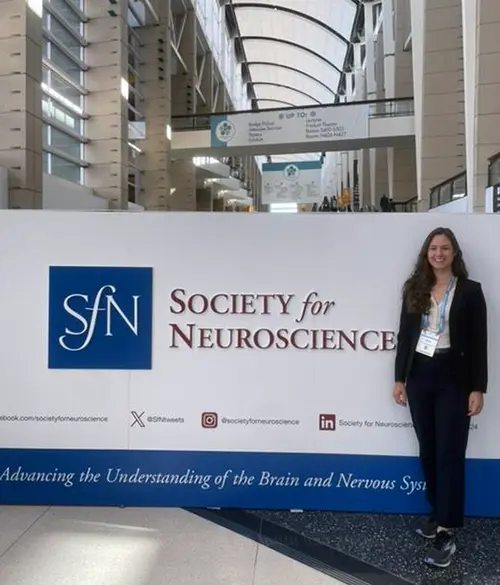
257,99,298,108
232,0,358,161
232,0,357,107
253,84,318,106
233,0,357,40
249,64,336,104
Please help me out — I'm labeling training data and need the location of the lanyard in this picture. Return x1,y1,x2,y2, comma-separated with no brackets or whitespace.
422,277,456,334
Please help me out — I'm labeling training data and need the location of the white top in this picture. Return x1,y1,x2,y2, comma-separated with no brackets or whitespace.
426,280,457,349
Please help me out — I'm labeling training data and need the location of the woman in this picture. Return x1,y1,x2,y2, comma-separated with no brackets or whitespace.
393,227,487,569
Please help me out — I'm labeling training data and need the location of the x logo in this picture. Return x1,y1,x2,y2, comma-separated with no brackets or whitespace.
131,411,145,427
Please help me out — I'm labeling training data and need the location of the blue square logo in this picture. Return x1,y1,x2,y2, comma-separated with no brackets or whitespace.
48,266,153,370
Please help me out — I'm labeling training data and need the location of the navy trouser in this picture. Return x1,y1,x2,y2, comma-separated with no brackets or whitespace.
406,351,471,528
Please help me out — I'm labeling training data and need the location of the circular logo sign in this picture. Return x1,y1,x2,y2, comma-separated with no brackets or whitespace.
215,120,236,143
284,164,300,181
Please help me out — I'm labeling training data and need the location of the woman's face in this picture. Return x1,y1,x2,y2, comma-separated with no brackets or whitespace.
427,234,455,272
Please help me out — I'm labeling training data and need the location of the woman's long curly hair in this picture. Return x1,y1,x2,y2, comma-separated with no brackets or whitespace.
403,227,468,313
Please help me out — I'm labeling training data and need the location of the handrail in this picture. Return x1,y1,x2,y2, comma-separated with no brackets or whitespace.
488,152,500,187
429,170,466,193
171,96,414,120
171,97,415,132
393,196,417,213
429,171,466,209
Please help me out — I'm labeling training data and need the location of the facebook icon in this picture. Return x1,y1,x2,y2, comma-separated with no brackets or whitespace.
48,266,153,370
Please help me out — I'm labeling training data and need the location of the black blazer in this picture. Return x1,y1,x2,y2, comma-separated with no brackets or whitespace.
395,278,488,393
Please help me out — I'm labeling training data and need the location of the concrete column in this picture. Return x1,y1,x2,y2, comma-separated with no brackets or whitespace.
464,0,500,211
213,197,224,212
352,41,369,209
341,152,349,195
336,157,343,199
393,147,418,201
85,0,129,209
198,53,214,115
244,156,252,195
171,10,196,117
253,161,261,211
364,2,377,100
170,159,197,210
139,14,172,210
395,0,413,98
375,148,389,207
410,0,424,203
170,9,197,210
383,0,395,203
196,187,212,211
393,0,417,205
0,0,43,208
365,2,379,208
359,149,370,208
462,0,477,213
412,0,466,210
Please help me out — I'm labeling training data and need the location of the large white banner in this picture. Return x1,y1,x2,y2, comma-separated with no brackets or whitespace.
210,104,369,149
262,160,322,204
0,212,499,516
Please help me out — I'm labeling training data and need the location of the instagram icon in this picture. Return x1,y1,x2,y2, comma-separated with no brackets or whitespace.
202,412,218,429
319,414,336,431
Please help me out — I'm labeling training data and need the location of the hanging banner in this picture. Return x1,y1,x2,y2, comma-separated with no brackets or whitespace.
262,160,322,204
0,212,499,517
210,104,369,149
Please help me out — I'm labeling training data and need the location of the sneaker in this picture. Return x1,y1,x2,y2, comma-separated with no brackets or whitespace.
415,516,438,539
424,531,457,568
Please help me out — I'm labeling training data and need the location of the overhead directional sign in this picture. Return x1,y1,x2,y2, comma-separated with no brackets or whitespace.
211,104,369,149
262,160,322,204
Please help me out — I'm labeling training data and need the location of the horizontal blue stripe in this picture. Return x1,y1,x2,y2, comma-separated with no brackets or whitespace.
0,449,498,517
262,161,322,172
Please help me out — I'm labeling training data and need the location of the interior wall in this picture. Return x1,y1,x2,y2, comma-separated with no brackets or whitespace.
43,175,110,211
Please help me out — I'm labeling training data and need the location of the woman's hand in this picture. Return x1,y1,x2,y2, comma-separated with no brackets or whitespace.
393,382,407,407
468,391,484,416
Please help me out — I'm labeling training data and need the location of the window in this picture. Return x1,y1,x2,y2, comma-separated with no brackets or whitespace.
50,153,82,184
42,96,83,133
50,45,83,83
43,152,50,174
43,124,50,147
47,0,84,35
48,16,84,60
46,70,83,109
42,0,87,185
43,38,50,58
49,126,83,159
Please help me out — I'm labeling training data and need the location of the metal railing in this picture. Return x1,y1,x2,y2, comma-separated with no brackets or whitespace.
368,98,414,118
171,97,415,132
429,171,467,209
394,196,418,213
488,152,500,187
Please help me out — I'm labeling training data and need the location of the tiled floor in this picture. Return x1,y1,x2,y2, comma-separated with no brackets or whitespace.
0,506,345,585
3,505,497,584
251,510,500,585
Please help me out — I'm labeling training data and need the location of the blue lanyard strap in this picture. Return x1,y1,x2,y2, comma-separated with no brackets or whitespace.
422,277,456,334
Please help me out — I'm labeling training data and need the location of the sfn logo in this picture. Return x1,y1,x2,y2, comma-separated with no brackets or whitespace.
284,164,299,181
202,412,218,429
319,414,336,431
48,266,153,370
